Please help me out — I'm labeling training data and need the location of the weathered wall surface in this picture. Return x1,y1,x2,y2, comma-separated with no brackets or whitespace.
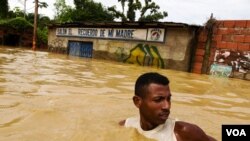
192,20,250,80
48,26,196,72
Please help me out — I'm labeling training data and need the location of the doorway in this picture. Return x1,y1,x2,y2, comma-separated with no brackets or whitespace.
68,41,93,58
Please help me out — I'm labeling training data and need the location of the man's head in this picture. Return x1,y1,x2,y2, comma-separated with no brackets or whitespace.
133,72,171,130
135,72,169,98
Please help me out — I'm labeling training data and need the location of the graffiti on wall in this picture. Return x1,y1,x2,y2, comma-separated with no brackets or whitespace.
48,38,67,53
115,47,126,61
210,64,232,77
124,44,165,68
210,50,250,77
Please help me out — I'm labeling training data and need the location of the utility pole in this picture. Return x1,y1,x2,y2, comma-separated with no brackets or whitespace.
32,0,38,50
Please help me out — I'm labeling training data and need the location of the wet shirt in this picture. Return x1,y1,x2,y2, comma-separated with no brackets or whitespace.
125,117,177,141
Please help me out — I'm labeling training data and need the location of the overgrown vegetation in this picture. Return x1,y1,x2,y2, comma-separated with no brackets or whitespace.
54,0,115,23
0,17,48,48
37,27,48,47
0,0,8,19
0,0,50,48
54,0,168,23
1,0,168,48
0,17,33,30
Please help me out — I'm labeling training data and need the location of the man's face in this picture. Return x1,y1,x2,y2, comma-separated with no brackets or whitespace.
139,83,171,126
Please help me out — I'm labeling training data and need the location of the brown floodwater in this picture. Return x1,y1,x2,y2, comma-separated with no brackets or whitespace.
0,46,249,141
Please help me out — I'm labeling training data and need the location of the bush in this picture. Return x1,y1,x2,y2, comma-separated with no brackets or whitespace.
37,27,48,48
0,17,33,30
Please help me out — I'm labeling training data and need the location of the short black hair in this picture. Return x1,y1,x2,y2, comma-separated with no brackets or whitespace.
135,72,170,98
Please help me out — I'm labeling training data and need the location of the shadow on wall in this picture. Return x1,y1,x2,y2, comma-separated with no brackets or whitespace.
123,43,165,68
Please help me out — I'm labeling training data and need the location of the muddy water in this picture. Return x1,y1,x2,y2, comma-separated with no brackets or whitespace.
0,46,249,141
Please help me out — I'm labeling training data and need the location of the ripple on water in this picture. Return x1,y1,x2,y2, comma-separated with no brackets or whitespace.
0,117,23,128
204,106,250,120
0,99,25,128
190,79,212,85
1,47,249,141
106,74,127,79
0,102,20,109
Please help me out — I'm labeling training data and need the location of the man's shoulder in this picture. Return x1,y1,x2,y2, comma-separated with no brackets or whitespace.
174,121,216,141
175,121,202,132
119,117,139,127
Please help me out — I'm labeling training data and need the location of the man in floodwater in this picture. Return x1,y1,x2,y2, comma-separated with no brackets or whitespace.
119,72,217,141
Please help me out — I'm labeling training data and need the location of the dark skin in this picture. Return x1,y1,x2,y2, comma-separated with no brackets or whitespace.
119,83,217,141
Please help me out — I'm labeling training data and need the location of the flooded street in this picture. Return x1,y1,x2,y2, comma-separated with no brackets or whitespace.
0,46,249,141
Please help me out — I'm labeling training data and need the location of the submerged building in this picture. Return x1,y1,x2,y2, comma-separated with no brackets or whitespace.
48,21,250,80
48,22,199,72
0,25,33,47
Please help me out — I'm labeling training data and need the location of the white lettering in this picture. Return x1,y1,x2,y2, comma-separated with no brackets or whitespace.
226,129,247,136
232,129,239,136
240,129,246,136
226,129,232,136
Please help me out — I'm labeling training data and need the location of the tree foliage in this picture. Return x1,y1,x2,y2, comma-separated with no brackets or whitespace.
38,1,48,8
108,0,167,22
73,0,115,22
0,1,49,48
0,17,33,30
54,0,74,22
0,0,9,19
37,27,48,47
8,7,25,18
54,0,115,23
6,9,50,29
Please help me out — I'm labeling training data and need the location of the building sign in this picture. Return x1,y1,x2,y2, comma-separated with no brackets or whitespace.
147,28,165,42
56,28,165,42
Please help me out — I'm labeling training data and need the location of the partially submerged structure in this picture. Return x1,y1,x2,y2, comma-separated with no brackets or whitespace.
48,20,250,80
0,18,33,47
48,22,199,72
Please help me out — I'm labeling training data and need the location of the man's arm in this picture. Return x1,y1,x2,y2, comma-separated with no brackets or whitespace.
174,121,217,141
207,135,217,141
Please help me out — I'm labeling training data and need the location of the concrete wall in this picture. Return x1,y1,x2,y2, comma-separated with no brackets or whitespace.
48,26,196,72
192,20,250,80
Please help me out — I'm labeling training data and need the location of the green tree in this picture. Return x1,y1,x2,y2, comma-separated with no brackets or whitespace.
54,0,73,22
72,0,114,22
22,12,50,27
108,0,167,22
54,0,114,22
0,17,33,30
38,1,48,8
0,0,9,19
12,7,25,18
119,0,127,14
38,16,50,29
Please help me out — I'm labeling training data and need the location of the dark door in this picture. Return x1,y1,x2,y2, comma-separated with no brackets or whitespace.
68,41,93,58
